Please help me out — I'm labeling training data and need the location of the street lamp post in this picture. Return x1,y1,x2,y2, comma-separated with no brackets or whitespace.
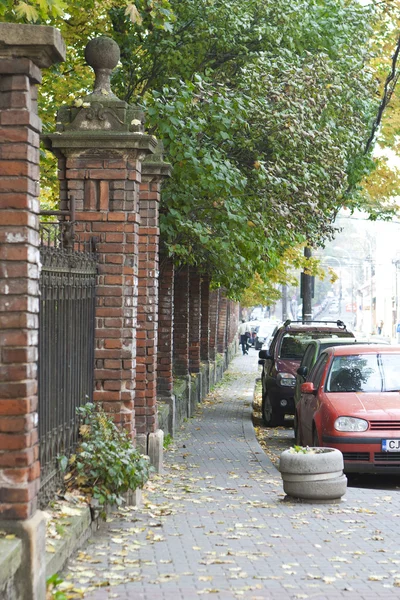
302,247,313,323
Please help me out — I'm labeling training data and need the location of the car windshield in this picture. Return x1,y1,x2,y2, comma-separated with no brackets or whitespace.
279,331,352,360
326,353,400,393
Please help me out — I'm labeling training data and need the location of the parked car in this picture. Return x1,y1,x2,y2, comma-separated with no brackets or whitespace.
247,320,262,347
294,337,373,410
254,321,278,350
296,345,400,473
258,319,354,427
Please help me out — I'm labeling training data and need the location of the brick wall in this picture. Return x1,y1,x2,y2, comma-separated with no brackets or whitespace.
157,252,175,399
217,293,228,354
0,25,65,519
189,267,201,373
209,289,219,361
173,266,190,376
45,37,157,438
200,275,211,362
58,154,141,438
136,179,160,434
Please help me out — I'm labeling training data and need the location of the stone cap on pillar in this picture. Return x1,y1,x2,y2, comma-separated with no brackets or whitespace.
53,36,146,135
43,35,157,159
142,141,172,182
0,23,65,68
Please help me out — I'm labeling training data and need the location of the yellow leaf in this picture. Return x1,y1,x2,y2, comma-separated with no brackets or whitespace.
15,1,39,21
125,4,143,24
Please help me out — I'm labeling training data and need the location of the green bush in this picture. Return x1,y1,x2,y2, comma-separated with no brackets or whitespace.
59,403,153,511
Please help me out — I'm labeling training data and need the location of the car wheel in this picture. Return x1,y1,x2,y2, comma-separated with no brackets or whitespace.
312,427,320,447
294,413,302,445
261,392,281,427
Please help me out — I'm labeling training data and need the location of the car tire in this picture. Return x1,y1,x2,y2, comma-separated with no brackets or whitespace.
262,392,281,427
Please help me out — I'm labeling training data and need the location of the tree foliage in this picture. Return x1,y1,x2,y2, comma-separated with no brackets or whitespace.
13,0,385,296
355,0,400,220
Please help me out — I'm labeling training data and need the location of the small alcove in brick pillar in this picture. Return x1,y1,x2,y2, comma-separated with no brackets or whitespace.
44,37,157,443
136,145,171,470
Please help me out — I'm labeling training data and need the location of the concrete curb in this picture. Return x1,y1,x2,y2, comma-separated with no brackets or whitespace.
45,505,93,578
0,538,22,598
241,380,282,475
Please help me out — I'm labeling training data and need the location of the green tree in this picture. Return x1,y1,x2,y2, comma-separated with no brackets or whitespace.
13,0,384,297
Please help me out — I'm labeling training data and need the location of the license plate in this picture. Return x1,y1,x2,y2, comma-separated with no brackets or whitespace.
382,439,400,452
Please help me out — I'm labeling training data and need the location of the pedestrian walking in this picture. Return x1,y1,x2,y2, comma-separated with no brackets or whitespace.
238,319,250,355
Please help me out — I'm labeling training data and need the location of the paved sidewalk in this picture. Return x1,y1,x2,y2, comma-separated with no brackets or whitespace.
63,352,400,599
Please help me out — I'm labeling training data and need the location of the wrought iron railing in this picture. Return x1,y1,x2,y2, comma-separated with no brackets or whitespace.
38,198,97,507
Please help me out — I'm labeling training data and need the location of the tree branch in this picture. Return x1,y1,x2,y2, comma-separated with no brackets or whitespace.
365,33,400,154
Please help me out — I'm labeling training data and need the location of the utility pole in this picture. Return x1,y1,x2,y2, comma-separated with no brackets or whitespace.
282,284,288,321
302,246,313,323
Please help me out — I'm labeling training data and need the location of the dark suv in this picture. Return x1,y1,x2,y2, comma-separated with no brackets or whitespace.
258,320,354,427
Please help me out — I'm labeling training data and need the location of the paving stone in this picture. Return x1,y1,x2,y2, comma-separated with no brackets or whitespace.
62,350,400,599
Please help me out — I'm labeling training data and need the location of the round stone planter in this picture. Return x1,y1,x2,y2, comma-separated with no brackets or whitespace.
279,447,347,502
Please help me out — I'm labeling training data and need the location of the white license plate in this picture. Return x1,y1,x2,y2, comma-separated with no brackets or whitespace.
382,439,400,452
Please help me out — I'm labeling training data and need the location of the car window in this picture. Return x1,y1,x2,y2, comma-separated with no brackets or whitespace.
279,334,306,360
278,331,347,361
301,344,317,369
326,353,400,393
269,334,278,356
308,353,329,387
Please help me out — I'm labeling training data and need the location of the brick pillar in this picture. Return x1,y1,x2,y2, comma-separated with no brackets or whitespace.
0,22,65,600
0,24,64,520
173,266,190,376
209,288,219,361
231,301,240,343
200,275,211,362
44,38,156,439
225,299,231,348
136,150,171,438
189,267,201,373
227,300,236,344
157,251,175,400
217,293,228,353
157,251,176,433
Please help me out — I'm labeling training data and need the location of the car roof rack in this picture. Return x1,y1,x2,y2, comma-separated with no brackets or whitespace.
283,319,347,330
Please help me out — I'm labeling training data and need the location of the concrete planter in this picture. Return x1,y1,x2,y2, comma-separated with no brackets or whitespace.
279,447,347,502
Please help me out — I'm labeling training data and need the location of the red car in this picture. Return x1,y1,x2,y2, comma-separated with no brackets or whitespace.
296,345,400,474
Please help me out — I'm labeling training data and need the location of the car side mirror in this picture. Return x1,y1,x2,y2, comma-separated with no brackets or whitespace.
258,359,265,365
301,382,316,394
297,366,308,378
259,350,272,360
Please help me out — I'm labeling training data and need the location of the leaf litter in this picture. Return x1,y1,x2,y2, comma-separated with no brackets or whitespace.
57,370,400,598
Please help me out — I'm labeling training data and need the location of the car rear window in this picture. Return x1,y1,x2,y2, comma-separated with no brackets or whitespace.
326,353,400,393
278,331,352,360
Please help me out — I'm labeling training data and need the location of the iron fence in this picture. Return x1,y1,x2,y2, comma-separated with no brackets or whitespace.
38,211,97,507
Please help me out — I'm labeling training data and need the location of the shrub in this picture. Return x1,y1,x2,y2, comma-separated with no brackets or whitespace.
59,403,153,511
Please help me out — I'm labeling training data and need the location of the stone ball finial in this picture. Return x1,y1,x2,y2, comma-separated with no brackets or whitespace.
84,36,120,97
85,37,120,70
